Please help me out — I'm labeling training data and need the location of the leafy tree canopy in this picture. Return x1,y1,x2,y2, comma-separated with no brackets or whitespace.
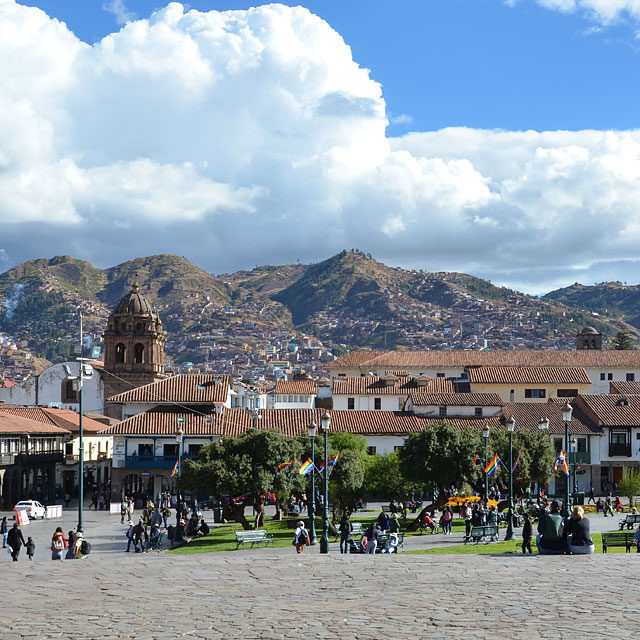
612,331,634,350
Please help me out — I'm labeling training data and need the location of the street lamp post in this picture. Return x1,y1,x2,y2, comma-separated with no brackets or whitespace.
562,402,573,518
307,421,317,545
505,417,515,541
571,437,578,503
319,411,331,554
537,416,550,499
482,424,490,504
246,388,260,429
175,422,185,541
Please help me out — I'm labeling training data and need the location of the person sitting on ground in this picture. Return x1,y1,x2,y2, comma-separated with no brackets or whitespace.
564,505,594,555
536,500,564,554
198,518,210,536
185,515,199,537
595,498,603,513
381,532,399,554
614,496,624,513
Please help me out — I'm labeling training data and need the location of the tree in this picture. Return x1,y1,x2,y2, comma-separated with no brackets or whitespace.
612,331,634,350
399,421,481,499
618,468,640,510
326,432,368,518
181,429,303,530
365,451,420,505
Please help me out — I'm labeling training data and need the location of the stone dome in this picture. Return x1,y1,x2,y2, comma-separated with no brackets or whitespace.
114,283,158,319
579,326,600,335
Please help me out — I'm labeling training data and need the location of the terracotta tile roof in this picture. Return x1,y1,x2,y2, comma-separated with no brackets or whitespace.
100,406,509,438
467,366,591,385
332,376,456,396
609,381,640,395
502,402,598,435
574,394,640,427
0,406,107,433
328,349,640,369
0,411,71,435
274,380,318,395
107,374,231,404
410,393,504,407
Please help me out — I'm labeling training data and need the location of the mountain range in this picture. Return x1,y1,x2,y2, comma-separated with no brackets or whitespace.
0,250,638,368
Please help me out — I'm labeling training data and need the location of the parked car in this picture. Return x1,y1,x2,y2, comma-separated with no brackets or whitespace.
14,500,46,519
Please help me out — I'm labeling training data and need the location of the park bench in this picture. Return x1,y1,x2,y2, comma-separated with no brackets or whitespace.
602,531,636,553
376,532,404,553
618,514,640,530
235,529,274,550
333,522,364,542
464,525,499,545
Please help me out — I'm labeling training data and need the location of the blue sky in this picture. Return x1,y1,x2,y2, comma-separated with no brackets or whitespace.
3,0,640,293
19,0,640,132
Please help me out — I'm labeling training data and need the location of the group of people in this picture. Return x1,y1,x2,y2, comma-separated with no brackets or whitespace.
2,518,89,562
533,501,594,555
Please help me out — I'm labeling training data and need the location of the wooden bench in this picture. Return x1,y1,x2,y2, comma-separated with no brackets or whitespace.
618,514,640,530
375,532,404,553
235,529,274,550
464,525,499,544
334,521,364,542
603,531,636,553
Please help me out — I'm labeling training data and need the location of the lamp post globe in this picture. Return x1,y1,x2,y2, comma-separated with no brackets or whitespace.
505,417,515,542
319,411,331,554
307,421,317,545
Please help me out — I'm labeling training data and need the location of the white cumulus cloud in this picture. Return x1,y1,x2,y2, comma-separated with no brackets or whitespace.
0,1,640,292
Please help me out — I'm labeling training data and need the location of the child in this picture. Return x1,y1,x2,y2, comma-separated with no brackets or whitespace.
26,536,35,561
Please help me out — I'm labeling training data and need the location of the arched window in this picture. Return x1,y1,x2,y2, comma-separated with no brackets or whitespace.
115,343,126,363
134,343,145,364
62,379,78,403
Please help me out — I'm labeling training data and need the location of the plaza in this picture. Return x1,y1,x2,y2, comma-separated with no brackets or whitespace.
1,507,638,639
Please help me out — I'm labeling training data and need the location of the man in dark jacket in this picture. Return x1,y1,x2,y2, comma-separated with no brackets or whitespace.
537,501,564,553
7,523,26,562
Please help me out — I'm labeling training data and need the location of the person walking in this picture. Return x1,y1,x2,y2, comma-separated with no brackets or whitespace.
125,520,136,552
132,520,146,553
26,537,35,561
339,513,353,554
72,531,89,559
64,492,71,508
65,531,76,559
7,523,26,562
1,516,8,548
294,521,309,554
521,512,533,554
51,527,66,560
604,497,614,517
587,487,595,505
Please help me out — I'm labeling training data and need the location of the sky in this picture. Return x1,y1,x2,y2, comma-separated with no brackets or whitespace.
3,0,640,293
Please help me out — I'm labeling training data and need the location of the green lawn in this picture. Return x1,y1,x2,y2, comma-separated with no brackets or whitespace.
167,515,425,555
407,533,629,555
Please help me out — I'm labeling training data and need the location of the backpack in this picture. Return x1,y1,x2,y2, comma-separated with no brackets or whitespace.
52,537,64,551
544,514,563,541
297,528,308,544
80,540,91,555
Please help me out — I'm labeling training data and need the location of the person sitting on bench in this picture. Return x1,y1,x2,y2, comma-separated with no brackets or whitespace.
536,500,564,554
564,506,594,555
381,532,399,553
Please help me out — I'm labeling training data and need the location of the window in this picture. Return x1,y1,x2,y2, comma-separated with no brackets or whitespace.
608,373,613,380
374,398,381,410
62,379,78,403
394,445,403,452
611,431,628,445
163,444,178,457
134,343,144,364
437,372,445,378
188,444,202,456
65,443,73,455
553,438,563,453
347,397,355,410
600,373,606,381
338,373,346,377
398,398,405,410
474,407,483,417
439,406,447,417
576,438,587,453
115,343,126,363
367,446,377,455
557,389,578,397
138,444,153,456
627,373,636,382
524,389,546,398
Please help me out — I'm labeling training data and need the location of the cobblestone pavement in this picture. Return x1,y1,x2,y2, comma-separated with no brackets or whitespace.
2,507,637,639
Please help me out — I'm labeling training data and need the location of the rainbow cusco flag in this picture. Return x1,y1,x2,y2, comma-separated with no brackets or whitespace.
298,459,315,475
